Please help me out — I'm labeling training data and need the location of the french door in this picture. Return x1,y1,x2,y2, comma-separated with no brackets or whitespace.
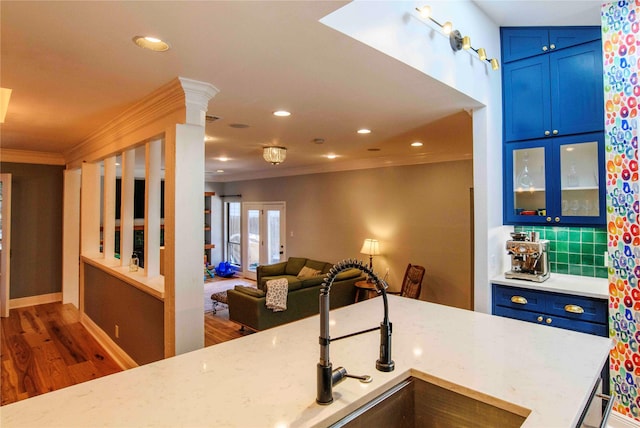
242,202,286,280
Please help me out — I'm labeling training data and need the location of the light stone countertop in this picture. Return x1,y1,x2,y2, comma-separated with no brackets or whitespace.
491,273,609,299
0,296,611,427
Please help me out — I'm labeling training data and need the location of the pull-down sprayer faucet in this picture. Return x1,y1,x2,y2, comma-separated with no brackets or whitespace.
316,259,394,405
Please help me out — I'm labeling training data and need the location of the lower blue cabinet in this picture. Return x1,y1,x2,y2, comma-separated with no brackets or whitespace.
492,284,608,337
492,283,609,395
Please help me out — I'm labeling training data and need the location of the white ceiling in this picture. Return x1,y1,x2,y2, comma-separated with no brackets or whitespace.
0,1,604,181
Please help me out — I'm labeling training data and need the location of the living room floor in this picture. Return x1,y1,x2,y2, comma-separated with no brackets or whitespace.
204,276,257,346
1,277,257,405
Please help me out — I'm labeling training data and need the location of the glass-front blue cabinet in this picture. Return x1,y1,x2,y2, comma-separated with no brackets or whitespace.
504,132,605,226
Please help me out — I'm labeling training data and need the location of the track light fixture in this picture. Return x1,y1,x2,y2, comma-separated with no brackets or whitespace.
415,5,499,71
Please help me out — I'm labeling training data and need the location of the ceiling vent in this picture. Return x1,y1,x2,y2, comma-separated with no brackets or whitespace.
206,115,221,122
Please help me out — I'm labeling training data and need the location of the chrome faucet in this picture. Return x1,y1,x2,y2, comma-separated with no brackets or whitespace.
316,259,394,405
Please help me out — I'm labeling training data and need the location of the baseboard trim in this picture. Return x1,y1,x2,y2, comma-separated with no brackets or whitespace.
80,313,139,371
609,411,640,428
9,292,62,309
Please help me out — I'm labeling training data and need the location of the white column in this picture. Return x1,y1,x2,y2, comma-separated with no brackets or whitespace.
120,149,136,267
62,169,81,307
80,162,101,257
145,139,162,277
103,156,116,260
165,78,219,356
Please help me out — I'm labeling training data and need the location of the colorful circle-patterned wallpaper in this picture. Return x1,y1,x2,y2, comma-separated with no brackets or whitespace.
602,0,640,420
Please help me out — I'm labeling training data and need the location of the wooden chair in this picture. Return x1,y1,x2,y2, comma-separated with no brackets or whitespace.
393,263,426,300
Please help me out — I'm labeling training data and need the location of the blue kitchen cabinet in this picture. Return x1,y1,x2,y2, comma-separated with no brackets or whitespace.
501,27,601,63
503,40,604,142
492,284,608,336
492,283,610,397
504,132,605,226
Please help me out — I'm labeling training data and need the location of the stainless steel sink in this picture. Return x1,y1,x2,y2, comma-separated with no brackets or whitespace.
329,376,530,428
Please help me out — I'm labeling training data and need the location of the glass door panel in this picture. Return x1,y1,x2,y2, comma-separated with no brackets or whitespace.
559,141,599,217
242,202,286,280
512,146,546,217
266,208,283,265
246,208,260,275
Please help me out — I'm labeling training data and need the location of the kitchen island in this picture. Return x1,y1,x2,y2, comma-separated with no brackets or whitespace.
1,296,611,427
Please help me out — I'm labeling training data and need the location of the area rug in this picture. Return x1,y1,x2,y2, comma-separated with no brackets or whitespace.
204,277,256,314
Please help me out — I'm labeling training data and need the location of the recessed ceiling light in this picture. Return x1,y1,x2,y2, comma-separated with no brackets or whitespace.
218,157,229,162
273,110,291,117
411,141,424,147
132,35,170,52
326,154,337,159
357,129,371,134
216,170,224,173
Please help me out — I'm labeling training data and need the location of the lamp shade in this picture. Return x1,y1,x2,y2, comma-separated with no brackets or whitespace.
360,239,380,256
263,146,287,165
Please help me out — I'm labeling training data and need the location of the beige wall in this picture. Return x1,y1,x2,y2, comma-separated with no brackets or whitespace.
220,160,473,310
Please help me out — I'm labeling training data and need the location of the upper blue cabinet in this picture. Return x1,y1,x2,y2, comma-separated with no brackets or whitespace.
503,40,605,142
501,27,601,63
501,27,606,227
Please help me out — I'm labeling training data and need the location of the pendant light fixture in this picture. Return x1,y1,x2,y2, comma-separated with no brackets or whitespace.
263,146,287,165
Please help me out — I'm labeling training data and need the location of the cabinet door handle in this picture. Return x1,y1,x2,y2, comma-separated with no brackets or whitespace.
552,129,559,135
550,43,556,50
537,316,543,322
511,296,528,305
544,130,550,136
564,304,585,314
546,217,552,222
555,217,560,223
542,45,548,51
546,317,552,324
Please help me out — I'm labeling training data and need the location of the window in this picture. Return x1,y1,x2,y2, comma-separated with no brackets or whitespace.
226,202,241,266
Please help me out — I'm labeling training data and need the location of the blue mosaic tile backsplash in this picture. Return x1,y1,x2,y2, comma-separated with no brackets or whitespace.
514,226,608,278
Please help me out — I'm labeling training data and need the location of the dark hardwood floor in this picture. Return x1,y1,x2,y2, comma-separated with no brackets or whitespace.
0,303,122,406
205,306,253,347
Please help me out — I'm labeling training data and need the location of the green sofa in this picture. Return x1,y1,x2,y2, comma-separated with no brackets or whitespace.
227,257,365,331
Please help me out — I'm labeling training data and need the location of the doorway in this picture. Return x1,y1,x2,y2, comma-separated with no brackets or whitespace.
0,173,11,317
242,202,286,280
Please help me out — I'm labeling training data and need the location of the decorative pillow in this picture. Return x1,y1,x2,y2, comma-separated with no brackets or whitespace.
297,265,321,279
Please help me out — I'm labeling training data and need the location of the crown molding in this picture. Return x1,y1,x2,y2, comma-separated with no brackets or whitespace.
0,148,65,165
64,78,188,168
